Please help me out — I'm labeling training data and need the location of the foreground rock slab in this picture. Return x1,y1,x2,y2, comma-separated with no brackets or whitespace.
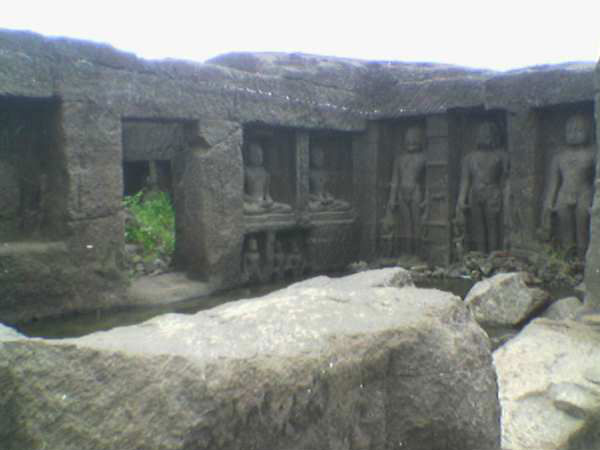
0,268,500,450
494,318,600,450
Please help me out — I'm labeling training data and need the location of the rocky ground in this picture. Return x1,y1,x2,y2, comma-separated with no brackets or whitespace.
3,266,599,450
361,250,584,288
124,242,172,278
352,251,585,352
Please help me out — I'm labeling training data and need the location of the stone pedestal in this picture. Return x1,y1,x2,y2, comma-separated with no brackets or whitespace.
307,211,358,273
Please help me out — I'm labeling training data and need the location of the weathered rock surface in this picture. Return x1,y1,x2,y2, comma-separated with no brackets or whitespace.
0,268,500,450
175,120,244,286
288,266,415,290
585,57,600,311
542,296,583,321
494,318,600,450
465,272,551,327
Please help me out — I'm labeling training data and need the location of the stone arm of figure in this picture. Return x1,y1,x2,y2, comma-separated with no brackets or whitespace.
541,156,561,232
387,157,401,210
456,156,472,216
419,185,429,222
321,189,335,204
262,174,274,206
309,176,332,204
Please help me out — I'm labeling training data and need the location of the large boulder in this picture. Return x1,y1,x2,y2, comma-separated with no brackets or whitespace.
465,272,551,327
0,268,500,450
494,318,600,450
541,296,583,321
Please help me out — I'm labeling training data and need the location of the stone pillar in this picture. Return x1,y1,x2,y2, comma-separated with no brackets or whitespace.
354,122,378,261
584,62,600,310
424,114,451,266
178,119,244,288
61,100,125,274
505,109,540,257
295,131,310,212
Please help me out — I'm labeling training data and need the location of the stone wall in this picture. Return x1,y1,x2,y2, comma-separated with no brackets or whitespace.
0,28,597,322
584,60,600,310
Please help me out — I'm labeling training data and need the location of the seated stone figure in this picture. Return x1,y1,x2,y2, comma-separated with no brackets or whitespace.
308,147,351,212
244,142,292,215
541,113,595,259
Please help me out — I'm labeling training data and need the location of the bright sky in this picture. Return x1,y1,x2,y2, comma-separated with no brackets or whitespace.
2,0,599,71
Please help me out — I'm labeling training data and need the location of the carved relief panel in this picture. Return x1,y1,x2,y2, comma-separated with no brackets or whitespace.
242,230,308,284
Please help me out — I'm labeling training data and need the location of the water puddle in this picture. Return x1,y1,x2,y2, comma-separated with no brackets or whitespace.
15,274,575,340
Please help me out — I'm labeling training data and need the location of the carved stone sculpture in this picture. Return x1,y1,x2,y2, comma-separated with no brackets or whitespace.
541,114,595,259
383,126,427,254
285,241,305,279
242,237,263,284
244,142,292,215
456,121,509,254
308,147,351,212
272,239,286,281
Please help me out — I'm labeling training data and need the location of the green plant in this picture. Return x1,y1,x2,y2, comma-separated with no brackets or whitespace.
123,190,175,261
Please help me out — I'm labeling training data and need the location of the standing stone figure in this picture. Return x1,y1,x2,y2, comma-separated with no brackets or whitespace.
242,237,263,284
308,147,351,212
541,114,595,259
456,121,509,254
244,142,292,215
383,126,427,254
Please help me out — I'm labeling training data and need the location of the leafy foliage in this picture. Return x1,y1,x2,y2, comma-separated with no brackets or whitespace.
123,191,175,261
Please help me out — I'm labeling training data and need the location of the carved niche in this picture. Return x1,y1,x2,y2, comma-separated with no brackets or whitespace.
308,133,354,214
537,104,595,260
242,231,307,284
242,126,296,220
377,120,428,258
121,119,198,271
450,110,509,256
0,97,65,241
305,131,358,272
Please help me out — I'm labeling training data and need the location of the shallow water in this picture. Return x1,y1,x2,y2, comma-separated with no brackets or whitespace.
16,281,289,339
16,275,575,340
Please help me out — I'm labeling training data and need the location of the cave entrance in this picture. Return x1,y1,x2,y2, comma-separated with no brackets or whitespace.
121,118,196,275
